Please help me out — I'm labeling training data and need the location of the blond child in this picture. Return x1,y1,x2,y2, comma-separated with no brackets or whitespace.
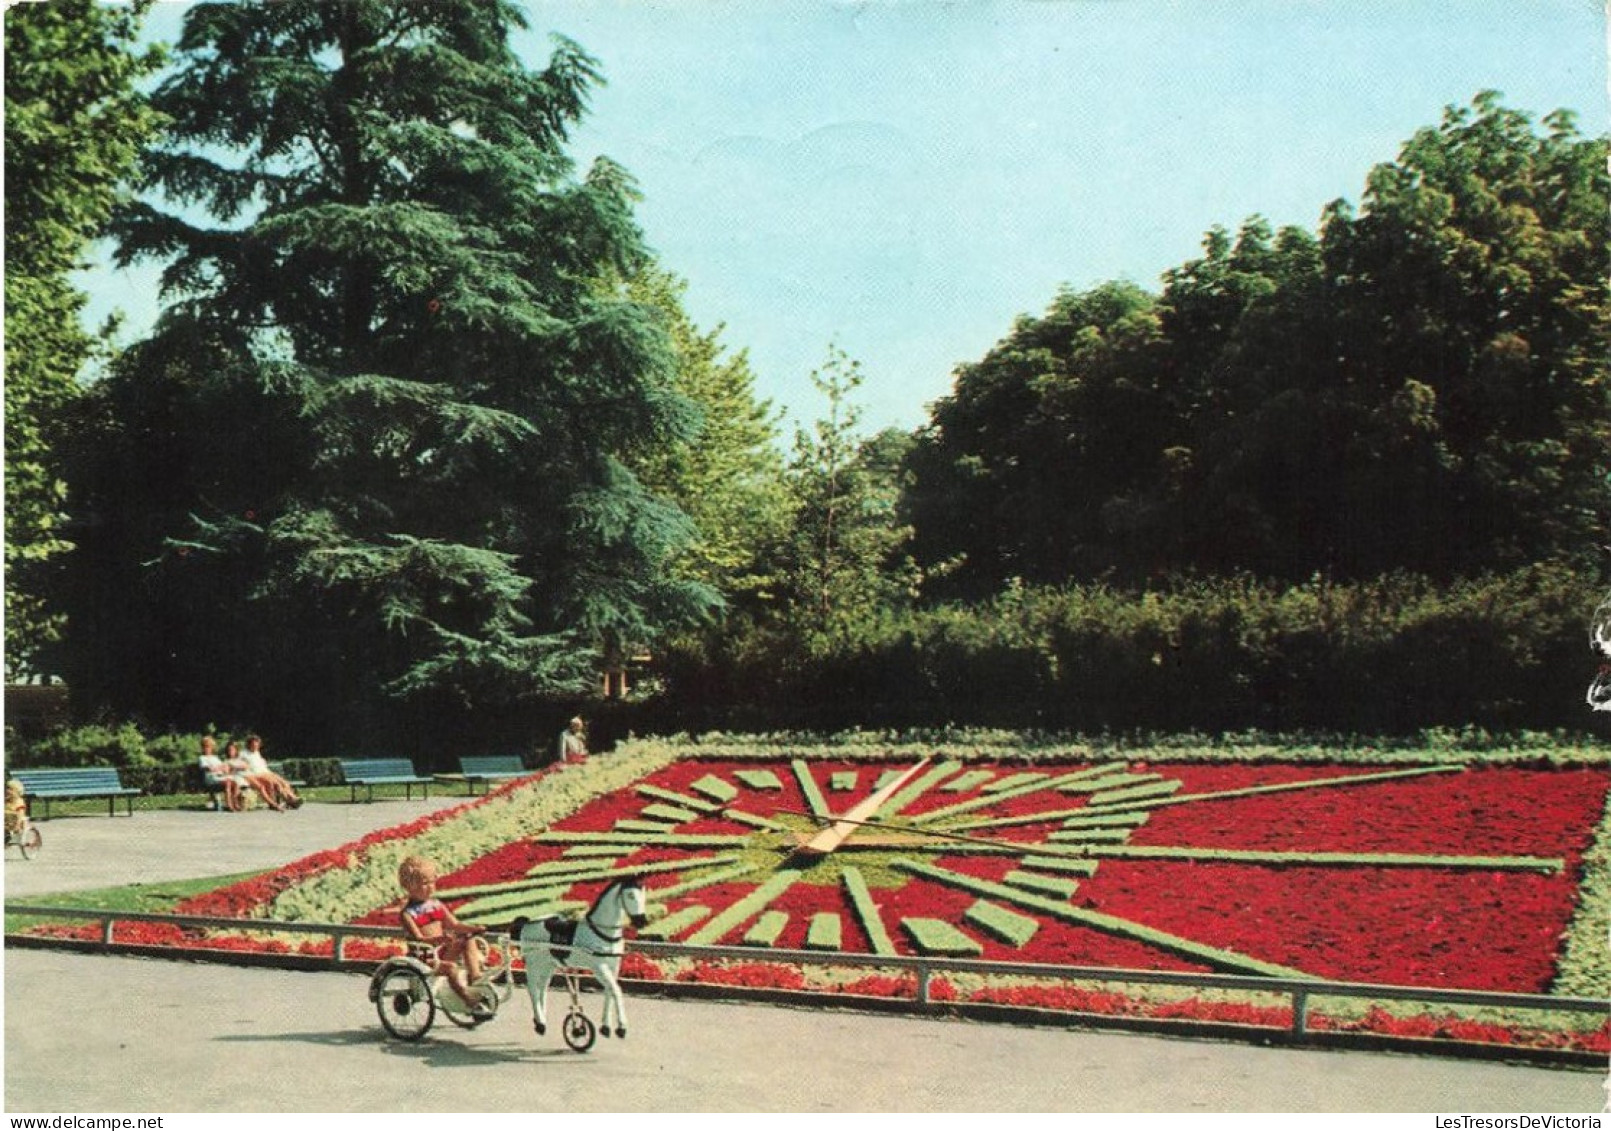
397,855,489,1014
5,780,27,837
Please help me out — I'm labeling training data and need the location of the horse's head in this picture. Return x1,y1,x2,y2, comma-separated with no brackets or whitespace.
619,877,649,930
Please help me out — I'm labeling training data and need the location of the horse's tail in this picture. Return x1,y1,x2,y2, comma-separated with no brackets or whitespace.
508,916,530,941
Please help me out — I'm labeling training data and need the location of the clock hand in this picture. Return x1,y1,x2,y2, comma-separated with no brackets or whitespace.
790,757,932,860
778,806,1075,855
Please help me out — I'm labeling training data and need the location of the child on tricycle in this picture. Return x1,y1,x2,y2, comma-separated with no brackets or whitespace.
396,855,491,1016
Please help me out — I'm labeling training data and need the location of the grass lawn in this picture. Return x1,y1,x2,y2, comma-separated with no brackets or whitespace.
5,870,264,935
22,781,449,820
7,783,444,932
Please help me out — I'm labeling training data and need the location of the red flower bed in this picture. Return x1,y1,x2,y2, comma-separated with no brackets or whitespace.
522,758,1606,995
675,960,808,991
1129,764,1607,858
173,773,546,921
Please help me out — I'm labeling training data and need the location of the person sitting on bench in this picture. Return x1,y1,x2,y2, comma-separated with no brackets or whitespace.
199,736,245,812
239,735,303,809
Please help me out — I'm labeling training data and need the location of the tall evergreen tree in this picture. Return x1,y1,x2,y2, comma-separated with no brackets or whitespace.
4,0,162,679
61,0,715,751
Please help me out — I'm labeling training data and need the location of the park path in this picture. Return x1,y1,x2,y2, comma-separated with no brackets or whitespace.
5,949,1604,1113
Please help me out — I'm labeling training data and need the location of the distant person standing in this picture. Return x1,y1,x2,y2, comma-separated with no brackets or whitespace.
558,717,588,763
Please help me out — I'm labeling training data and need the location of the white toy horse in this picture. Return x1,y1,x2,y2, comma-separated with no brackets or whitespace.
510,876,649,1040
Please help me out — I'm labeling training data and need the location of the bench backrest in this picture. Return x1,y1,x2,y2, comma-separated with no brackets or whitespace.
12,767,127,793
460,756,526,776
338,758,422,779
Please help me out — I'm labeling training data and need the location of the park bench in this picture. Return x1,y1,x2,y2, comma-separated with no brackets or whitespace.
11,767,141,819
435,755,531,796
268,761,305,788
338,758,433,803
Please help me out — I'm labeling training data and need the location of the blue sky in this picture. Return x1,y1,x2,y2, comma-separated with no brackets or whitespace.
89,0,1606,432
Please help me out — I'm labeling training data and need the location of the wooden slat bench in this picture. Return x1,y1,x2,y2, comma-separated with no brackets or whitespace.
11,767,141,819
338,758,433,803
435,755,530,796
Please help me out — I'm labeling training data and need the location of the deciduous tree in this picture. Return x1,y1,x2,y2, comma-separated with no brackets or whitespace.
905,94,1607,592
4,0,161,678
775,346,914,648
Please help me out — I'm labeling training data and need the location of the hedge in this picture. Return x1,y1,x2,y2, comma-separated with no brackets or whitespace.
643,562,1607,736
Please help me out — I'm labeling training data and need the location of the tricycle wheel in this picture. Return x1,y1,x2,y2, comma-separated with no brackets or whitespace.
441,984,495,1028
562,1010,596,1053
18,825,40,859
374,966,435,1041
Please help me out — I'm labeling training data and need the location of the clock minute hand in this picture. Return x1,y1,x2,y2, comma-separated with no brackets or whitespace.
779,807,1043,854
790,757,933,860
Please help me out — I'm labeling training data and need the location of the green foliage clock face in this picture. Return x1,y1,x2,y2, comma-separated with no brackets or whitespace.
443,756,1558,976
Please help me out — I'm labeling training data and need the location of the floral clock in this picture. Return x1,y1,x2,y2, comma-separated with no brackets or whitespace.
440,755,1576,987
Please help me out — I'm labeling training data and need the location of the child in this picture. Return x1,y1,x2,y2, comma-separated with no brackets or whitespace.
5,780,27,838
397,855,490,1014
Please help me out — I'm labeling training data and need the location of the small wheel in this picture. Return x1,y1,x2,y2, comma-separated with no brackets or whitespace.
374,966,435,1041
18,826,40,859
562,1010,596,1053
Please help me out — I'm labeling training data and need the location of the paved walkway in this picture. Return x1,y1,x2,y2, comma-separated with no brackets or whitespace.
6,950,1604,1113
4,798,1606,1112
3,794,469,899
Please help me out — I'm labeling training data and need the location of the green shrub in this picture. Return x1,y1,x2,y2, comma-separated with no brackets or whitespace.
17,722,156,768
118,763,203,796
145,731,206,765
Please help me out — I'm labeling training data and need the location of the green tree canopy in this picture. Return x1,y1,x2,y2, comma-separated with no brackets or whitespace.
904,279,1165,595
60,0,715,751
906,93,1608,593
4,0,162,678
772,346,915,649
622,263,791,604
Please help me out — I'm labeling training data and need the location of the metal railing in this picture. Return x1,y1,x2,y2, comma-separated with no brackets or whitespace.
7,903,1605,1045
